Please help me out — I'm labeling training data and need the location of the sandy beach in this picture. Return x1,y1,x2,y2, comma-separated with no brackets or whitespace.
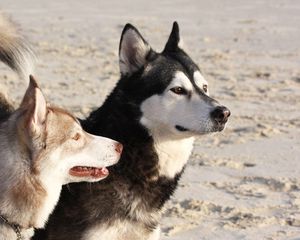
0,0,300,239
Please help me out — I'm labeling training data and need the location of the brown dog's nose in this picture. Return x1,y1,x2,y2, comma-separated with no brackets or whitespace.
210,106,231,124
115,143,123,154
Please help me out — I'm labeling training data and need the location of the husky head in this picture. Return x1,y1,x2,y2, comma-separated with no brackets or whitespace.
118,22,230,138
14,76,122,184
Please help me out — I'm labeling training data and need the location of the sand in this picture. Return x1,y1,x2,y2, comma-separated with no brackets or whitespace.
0,0,300,239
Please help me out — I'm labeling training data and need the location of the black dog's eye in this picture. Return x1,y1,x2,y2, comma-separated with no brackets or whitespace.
170,87,187,95
203,84,208,93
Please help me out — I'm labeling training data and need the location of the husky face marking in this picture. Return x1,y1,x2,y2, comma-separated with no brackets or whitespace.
140,69,216,177
141,70,217,138
194,71,209,95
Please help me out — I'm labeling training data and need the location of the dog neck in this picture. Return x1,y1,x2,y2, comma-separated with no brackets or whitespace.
0,117,61,232
86,92,195,180
141,117,195,179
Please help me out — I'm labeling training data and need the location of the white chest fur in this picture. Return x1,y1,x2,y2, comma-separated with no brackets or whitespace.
153,136,194,178
34,175,62,228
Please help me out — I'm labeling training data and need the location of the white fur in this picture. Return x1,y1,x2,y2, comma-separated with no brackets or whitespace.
16,49,36,80
170,71,194,92
194,71,209,95
140,71,216,136
141,116,195,178
154,135,194,178
178,38,185,49
126,197,161,226
58,133,120,184
34,169,62,228
140,71,217,178
128,198,151,223
84,220,160,240
83,197,161,240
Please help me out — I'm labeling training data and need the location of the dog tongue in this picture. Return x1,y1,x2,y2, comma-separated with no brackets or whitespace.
69,166,109,178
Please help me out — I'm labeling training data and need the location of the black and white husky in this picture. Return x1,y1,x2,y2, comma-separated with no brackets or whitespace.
36,22,230,240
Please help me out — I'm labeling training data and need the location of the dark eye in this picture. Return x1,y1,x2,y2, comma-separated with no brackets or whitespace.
72,133,81,141
203,84,208,93
170,87,187,95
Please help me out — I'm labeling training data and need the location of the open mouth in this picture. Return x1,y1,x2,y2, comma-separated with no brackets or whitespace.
69,166,109,179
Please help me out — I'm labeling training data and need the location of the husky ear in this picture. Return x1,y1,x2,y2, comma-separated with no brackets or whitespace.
20,75,47,135
163,22,182,52
119,24,152,76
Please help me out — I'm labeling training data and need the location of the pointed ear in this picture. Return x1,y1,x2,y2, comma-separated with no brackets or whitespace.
163,22,182,52
119,24,152,76
20,75,47,135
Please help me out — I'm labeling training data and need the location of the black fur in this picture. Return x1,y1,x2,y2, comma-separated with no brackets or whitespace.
33,22,207,240
0,93,14,122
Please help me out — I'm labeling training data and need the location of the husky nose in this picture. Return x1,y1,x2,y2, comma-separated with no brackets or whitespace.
115,143,123,154
210,106,231,124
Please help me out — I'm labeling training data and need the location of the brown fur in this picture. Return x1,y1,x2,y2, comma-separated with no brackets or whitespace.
31,106,84,173
10,175,46,228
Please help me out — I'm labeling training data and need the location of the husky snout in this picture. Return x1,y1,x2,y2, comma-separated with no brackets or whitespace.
67,135,122,182
110,141,123,164
210,106,231,130
91,135,123,165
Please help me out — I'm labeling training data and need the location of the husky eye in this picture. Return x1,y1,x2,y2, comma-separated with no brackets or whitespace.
170,87,187,95
72,133,81,141
203,84,208,93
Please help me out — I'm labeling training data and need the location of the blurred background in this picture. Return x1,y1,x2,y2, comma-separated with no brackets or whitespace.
0,1,300,239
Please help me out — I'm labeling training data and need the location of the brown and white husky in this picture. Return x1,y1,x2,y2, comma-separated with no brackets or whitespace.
0,14,122,240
